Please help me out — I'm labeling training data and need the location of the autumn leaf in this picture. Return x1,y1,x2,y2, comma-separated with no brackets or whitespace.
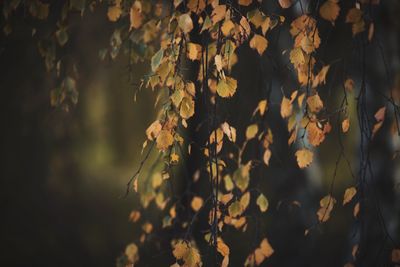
317,195,336,222
319,0,340,24
228,200,243,218
279,0,293,9
342,118,350,133
240,191,251,211
211,5,226,25
343,187,357,205
216,76,237,98
246,124,258,140
180,97,195,119
217,238,230,257
307,94,324,113
263,149,271,166
130,1,143,30
249,34,268,55
178,13,194,34
156,130,174,150
295,149,313,168
256,193,269,212
191,196,203,211
280,96,293,118
107,5,122,22
187,42,202,61
125,243,139,263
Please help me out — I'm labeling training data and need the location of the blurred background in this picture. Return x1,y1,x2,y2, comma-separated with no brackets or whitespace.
1,1,400,267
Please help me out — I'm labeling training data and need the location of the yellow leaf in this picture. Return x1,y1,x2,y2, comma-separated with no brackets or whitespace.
342,118,350,133
221,122,237,142
256,193,269,212
249,34,268,55
173,241,188,260
125,243,139,263
180,97,195,119
179,13,194,34
307,94,324,113
290,47,305,66
280,96,293,118
156,130,174,150
317,195,336,222
258,99,268,116
217,238,230,257
170,153,180,164
295,149,313,168
259,238,274,258
130,1,143,30
246,124,259,140
129,210,141,222
263,149,271,166
343,187,357,205
319,0,340,24
107,5,122,22
211,5,226,25
187,42,202,61
221,19,235,36
240,191,251,211
279,0,293,8
228,200,243,217
217,76,237,98
191,196,203,211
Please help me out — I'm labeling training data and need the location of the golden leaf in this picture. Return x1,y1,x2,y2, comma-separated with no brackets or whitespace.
295,149,313,168
240,191,251,211
246,124,259,140
107,5,122,22
216,76,237,98
187,42,202,61
317,195,336,222
260,238,274,258
173,241,188,260
307,94,324,113
290,47,305,66
228,200,243,218
263,149,271,166
129,210,141,222
249,34,268,55
319,0,340,24
217,238,230,257
180,97,195,119
130,1,143,30
156,130,174,150
343,187,357,205
125,243,139,263
191,196,203,211
211,5,226,25
312,65,330,88
280,96,293,118
279,0,293,9
342,118,350,133
178,13,194,34
256,193,269,212
221,19,235,36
